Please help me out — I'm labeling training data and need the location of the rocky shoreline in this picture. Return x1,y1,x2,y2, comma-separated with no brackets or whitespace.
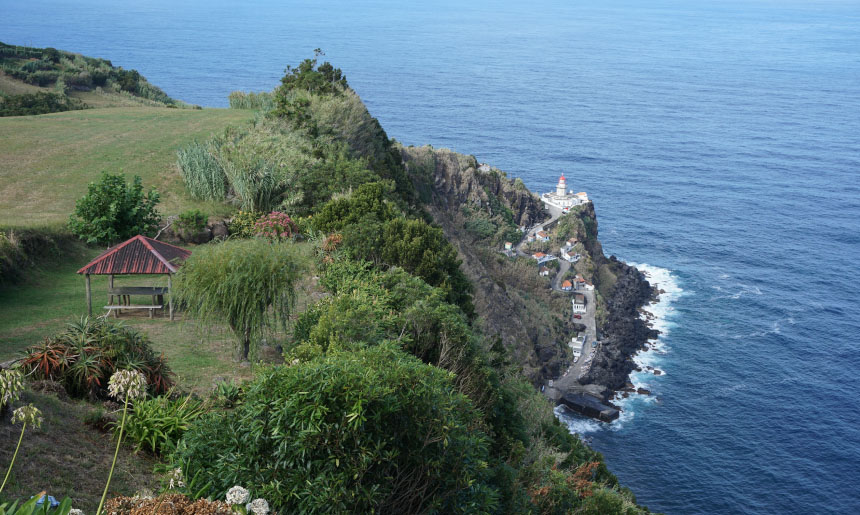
580,258,659,397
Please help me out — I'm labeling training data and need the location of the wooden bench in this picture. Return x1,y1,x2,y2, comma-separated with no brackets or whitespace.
104,304,163,318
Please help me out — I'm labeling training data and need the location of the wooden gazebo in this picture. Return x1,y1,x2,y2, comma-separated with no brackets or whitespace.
77,235,191,320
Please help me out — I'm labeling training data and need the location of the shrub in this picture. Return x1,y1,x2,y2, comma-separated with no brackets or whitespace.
174,344,499,513
175,209,207,234
176,141,227,201
117,393,206,455
213,380,242,407
226,210,262,238
19,317,174,398
173,239,301,360
251,211,297,239
68,172,161,245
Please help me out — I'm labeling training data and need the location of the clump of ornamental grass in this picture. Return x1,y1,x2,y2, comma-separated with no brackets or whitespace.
177,140,227,201
228,91,274,110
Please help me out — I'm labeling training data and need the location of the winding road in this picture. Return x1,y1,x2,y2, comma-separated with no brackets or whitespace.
515,203,600,386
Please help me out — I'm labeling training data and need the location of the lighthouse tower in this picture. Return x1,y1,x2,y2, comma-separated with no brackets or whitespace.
556,175,567,196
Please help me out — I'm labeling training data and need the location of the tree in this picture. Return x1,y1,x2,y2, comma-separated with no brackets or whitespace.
173,239,300,360
68,172,161,245
276,49,348,97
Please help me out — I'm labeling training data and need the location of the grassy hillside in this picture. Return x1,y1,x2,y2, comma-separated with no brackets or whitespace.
0,107,252,227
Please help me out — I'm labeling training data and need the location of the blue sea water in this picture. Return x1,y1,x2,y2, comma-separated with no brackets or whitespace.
3,0,860,512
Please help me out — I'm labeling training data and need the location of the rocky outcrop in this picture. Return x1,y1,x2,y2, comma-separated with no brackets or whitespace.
581,259,657,394
158,219,230,245
401,146,547,228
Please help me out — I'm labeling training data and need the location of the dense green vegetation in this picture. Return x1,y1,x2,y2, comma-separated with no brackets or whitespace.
0,41,186,117
19,317,174,398
0,91,86,117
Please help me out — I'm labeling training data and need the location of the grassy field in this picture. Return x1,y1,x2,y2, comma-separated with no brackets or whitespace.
0,106,252,228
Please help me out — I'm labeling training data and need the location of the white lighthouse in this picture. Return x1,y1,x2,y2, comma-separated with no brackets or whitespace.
556,174,568,196
541,173,590,210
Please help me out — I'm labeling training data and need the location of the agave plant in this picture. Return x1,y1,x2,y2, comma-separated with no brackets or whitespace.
20,338,68,380
19,317,174,399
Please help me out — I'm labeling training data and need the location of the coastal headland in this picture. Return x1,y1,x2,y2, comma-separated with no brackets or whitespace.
401,146,658,422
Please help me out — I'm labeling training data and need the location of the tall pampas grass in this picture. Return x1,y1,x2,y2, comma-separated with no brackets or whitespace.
177,140,227,201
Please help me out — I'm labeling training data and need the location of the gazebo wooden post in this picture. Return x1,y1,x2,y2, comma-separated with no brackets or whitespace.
85,273,92,316
168,273,174,321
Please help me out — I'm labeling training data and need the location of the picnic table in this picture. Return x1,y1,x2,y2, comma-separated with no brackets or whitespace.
106,286,168,318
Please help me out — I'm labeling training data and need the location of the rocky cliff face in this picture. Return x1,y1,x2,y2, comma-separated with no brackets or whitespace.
401,146,546,228
400,145,572,383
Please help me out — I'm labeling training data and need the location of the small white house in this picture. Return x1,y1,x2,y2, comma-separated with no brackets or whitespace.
536,231,550,242
572,293,587,314
561,280,573,292
539,266,550,277
504,241,513,251
527,233,536,243
561,248,581,263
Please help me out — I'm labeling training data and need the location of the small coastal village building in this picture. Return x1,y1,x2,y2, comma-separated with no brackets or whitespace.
76,235,191,321
561,280,573,291
532,252,557,265
478,163,492,172
527,233,536,243
539,266,550,277
572,293,587,313
536,231,550,242
504,241,513,251
561,248,581,263
541,174,591,211
566,238,578,248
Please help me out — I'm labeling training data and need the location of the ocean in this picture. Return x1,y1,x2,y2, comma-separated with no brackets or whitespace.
3,0,859,512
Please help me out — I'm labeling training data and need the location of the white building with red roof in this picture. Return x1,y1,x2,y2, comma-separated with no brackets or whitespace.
541,174,590,210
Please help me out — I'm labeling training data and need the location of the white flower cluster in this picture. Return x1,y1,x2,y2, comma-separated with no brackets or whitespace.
107,369,147,401
11,404,42,428
245,498,270,515
0,368,24,406
226,485,249,505
168,467,185,489
69,509,84,515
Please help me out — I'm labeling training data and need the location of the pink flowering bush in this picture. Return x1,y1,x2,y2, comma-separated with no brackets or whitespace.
252,211,297,240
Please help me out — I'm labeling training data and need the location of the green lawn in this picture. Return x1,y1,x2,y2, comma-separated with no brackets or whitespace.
0,106,252,228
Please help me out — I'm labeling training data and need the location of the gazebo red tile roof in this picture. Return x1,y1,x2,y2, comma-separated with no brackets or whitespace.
77,235,191,275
